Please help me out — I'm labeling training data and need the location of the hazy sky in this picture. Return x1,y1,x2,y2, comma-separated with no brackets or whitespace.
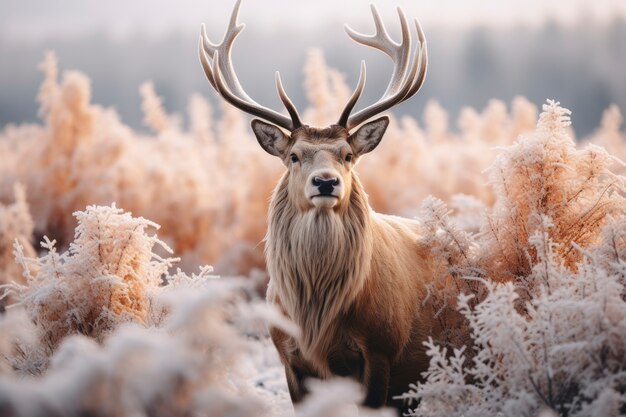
2,0,625,41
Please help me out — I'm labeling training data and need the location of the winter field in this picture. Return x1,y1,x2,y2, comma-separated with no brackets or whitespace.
1,29,626,417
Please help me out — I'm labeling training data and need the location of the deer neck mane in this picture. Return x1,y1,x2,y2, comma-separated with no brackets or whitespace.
266,171,373,364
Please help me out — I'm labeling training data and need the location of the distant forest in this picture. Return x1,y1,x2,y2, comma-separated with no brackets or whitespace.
1,18,625,137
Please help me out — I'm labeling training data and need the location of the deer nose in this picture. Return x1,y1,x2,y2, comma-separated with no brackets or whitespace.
313,176,340,195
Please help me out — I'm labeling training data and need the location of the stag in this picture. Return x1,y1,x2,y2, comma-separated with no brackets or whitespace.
199,1,433,413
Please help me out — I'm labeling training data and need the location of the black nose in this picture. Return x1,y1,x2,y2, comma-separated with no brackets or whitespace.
313,176,339,195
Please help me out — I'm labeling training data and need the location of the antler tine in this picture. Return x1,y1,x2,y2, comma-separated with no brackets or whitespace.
275,72,303,129
339,7,428,130
402,20,428,101
209,51,295,130
337,61,366,128
199,0,302,131
344,5,411,99
198,34,217,90
200,0,249,100
200,0,242,52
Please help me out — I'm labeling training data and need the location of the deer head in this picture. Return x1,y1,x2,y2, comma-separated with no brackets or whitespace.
199,0,427,211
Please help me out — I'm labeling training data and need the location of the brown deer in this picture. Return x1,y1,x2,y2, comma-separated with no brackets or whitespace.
199,1,433,413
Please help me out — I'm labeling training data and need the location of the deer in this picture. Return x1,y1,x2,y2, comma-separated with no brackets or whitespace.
199,1,434,413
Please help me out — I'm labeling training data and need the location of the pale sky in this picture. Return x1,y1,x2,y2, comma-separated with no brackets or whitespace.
1,0,625,41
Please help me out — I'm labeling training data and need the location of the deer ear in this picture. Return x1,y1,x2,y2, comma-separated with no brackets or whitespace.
350,116,389,155
251,119,290,157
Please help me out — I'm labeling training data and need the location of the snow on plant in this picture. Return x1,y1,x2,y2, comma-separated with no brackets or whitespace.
401,101,626,417
295,378,396,417
481,100,625,283
0,184,36,293
587,105,626,176
3,204,180,371
0,204,300,416
0,203,385,417
0,50,625,417
0,278,284,417
420,196,476,276
0,51,543,275
140,81,179,133
417,196,482,349
402,229,626,417
0,53,621,278
592,217,626,292
0,52,282,276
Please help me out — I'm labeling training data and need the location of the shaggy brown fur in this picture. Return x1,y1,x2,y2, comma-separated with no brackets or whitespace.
198,4,434,410
256,117,437,414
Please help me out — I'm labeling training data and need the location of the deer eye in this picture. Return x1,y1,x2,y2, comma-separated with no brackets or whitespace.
345,153,353,163
290,154,299,163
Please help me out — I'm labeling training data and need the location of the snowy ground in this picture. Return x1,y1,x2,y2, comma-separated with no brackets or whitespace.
243,338,293,417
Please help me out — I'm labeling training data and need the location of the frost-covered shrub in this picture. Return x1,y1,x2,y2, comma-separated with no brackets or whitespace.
0,184,35,291
592,217,626,292
295,378,396,417
0,53,621,278
417,196,482,349
0,203,394,417
5,205,177,354
402,233,626,417
0,52,282,276
0,51,546,275
587,104,626,176
1,204,187,374
0,204,299,416
0,50,625,416
481,100,625,282
401,102,626,417
0,278,284,417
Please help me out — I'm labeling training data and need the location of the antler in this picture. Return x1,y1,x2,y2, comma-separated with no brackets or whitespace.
337,5,428,130
199,0,303,131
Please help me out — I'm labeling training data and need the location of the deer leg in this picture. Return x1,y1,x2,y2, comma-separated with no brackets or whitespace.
284,362,310,403
270,327,315,404
362,351,391,408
